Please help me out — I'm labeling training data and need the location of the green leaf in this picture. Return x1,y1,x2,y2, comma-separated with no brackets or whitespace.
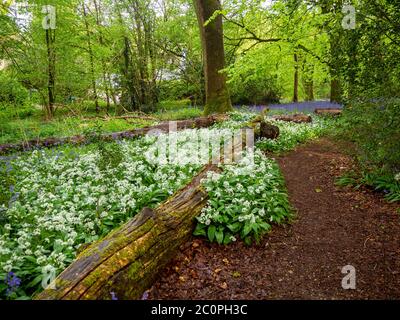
243,236,252,246
215,228,224,244
242,222,252,238
223,233,233,245
207,225,216,242
193,224,206,237
26,275,42,288
227,222,241,233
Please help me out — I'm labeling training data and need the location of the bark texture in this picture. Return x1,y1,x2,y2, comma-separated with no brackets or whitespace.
193,0,232,115
314,108,342,116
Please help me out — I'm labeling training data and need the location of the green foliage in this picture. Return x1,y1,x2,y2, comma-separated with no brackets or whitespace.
158,81,201,104
336,170,400,203
155,107,203,121
0,73,28,105
97,141,124,172
157,99,193,111
0,113,155,145
335,99,400,202
229,74,282,105
340,100,400,172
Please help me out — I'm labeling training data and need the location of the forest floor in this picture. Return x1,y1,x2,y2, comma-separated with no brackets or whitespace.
148,138,400,300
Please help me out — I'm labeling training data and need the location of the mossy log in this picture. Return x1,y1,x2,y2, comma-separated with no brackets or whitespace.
35,164,219,300
35,135,243,300
271,114,312,123
314,108,342,116
0,115,227,155
243,118,280,140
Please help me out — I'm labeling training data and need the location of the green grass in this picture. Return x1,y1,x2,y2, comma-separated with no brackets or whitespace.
155,107,203,121
0,116,155,145
0,100,206,145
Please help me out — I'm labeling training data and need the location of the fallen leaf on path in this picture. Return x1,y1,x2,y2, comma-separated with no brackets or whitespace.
219,282,228,290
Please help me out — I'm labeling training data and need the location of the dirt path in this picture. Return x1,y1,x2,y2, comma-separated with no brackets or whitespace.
148,138,400,300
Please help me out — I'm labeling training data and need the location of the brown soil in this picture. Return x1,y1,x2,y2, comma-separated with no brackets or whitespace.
148,138,400,300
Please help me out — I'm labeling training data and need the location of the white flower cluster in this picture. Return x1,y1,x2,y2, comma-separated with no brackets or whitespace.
257,117,333,153
0,111,267,296
144,127,240,166
0,134,208,280
197,149,291,242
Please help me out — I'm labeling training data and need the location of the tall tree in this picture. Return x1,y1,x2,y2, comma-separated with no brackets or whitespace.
293,51,299,103
193,0,232,115
81,1,100,113
44,20,56,118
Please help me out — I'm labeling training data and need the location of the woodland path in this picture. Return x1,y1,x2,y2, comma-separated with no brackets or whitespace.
148,138,400,300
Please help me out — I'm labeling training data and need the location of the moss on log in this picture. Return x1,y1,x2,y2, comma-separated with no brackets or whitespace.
271,114,312,123
314,108,342,116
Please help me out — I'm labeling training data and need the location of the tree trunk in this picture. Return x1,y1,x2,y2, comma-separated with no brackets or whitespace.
193,0,232,115
293,53,299,103
82,2,100,113
320,1,343,103
122,36,137,112
45,28,56,119
93,0,111,113
330,78,342,103
302,58,314,101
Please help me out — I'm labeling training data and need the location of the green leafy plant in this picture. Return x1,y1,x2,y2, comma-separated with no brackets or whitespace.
195,150,292,245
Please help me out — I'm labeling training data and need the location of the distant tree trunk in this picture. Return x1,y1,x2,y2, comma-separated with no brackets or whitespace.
82,3,100,114
304,79,314,101
129,0,158,113
293,53,299,103
330,78,341,103
123,36,137,112
302,58,314,101
45,28,56,119
193,0,232,115
93,0,111,112
320,1,343,103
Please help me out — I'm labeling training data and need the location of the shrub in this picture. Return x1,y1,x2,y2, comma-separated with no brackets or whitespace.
340,99,400,173
229,74,282,105
0,73,28,105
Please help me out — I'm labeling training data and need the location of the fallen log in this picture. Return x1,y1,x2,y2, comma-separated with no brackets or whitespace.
247,121,280,140
81,115,158,122
314,108,342,116
0,115,227,155
270,114,312,123
35,130,243,300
